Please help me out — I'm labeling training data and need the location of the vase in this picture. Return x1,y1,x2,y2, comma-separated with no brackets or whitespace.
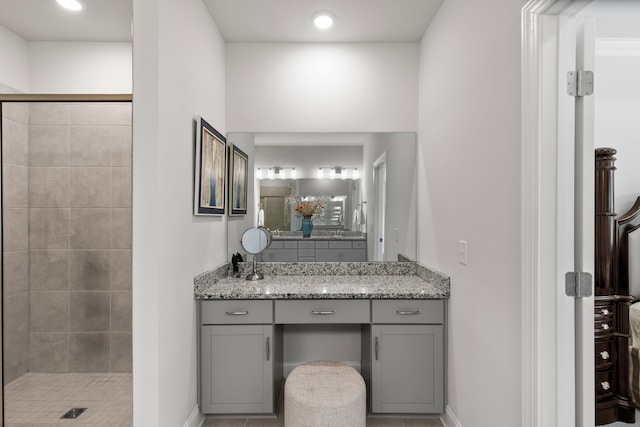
301,216,313,238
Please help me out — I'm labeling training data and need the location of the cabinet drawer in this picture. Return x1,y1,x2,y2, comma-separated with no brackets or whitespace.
595,318,615,336
372,300,444,324
315,241,329,249
275,300,370,324
595,340,614,369
268,241,284,249
298,241,315,249
353,241,367,249
329,241,352,249
596,369,615,399
201,300,273,324
284,241,298,249
298,248,315,257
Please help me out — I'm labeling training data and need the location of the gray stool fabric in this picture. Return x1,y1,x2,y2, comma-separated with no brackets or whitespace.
285,360,366,427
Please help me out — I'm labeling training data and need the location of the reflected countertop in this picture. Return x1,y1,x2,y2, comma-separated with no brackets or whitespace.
194,261,450,300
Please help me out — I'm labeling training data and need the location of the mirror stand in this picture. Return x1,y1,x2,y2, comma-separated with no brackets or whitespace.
247,256,264,281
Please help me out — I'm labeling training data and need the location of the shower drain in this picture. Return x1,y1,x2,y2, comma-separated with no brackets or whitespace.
61,408,87,419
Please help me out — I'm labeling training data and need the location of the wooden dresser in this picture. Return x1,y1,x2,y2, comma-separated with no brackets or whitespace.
595,148,635,425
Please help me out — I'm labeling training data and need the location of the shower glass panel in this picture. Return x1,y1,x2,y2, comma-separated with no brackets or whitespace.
1,101,132,426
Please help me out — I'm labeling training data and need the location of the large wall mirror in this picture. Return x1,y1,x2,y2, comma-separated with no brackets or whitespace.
226,132,417,262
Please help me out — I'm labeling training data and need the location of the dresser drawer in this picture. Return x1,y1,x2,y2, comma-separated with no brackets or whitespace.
595,318,615,336
372,300,444,324
596,369,615,400
595,340,614,369
201,300,273,325
275,300,370,324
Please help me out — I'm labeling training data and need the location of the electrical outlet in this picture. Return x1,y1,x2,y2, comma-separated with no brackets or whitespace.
458,240,468,265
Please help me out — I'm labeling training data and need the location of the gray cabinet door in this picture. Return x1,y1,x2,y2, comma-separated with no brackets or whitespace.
371,324,444,413
201,325,273,414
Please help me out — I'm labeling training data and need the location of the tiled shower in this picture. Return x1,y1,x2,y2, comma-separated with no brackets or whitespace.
2,101,132,423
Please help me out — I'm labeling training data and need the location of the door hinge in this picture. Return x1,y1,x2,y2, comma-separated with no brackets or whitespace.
565,272,593,297
567,71,594,97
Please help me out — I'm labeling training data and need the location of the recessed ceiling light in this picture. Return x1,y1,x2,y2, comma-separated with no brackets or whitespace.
56,0,83,11
312,11,335,30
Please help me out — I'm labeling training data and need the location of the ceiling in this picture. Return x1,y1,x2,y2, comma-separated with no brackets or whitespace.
0,0,444,43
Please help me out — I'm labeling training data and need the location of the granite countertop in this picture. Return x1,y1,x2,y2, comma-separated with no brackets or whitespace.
194,262,450,300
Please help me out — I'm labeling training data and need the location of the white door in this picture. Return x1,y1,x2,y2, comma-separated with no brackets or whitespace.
373,155,386,261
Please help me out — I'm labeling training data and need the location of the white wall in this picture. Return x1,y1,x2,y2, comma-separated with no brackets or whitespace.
226,43,419,132
417,0,525,426
595,46,640,216
0,25,29,93
132,0,226,425
29,42,132,94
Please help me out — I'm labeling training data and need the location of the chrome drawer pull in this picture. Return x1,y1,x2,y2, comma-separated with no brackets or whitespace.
602,324,610,330
311,310,335,315
600,351,610,360
225,311,249,316
397,310,421,315
601,381,610,391
601,309,610,315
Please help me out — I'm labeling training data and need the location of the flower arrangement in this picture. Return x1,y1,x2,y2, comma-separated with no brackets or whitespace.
287,194,326,218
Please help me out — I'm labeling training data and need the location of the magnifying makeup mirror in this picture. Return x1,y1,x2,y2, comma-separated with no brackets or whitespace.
241,227,272,280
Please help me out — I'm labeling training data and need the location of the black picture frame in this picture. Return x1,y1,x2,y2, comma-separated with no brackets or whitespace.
229,144,248,216
194,117,226,216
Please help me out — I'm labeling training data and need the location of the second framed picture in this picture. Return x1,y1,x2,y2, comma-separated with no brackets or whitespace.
229,144,248,216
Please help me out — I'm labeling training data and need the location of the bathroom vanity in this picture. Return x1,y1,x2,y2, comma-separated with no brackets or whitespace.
194,262,449,416
257,235,367,262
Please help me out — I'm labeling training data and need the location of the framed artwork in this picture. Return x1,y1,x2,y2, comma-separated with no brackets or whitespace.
194,117,226,215
229,144,248,216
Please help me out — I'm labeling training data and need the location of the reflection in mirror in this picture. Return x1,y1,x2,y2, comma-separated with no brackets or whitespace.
226,133,417,263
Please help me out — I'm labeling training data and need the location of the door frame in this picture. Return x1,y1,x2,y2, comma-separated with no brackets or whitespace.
522,1,594,426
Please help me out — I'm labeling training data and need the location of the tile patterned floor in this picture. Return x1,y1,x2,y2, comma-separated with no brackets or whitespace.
4,372,133,426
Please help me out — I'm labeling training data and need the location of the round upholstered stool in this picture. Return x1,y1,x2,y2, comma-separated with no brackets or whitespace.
284,360,366,427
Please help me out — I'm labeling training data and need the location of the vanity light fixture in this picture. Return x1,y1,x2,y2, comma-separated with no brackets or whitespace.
312,11,336,30
317,167,359,180
256,167,296,180
56,0,83,11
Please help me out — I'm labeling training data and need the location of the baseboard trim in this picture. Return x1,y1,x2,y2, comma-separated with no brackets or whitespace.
440,405,462,427
183,405,204,427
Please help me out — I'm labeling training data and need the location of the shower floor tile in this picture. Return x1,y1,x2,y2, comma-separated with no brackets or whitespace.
4,372,132,426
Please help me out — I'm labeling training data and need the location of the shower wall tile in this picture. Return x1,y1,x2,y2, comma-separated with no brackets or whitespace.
4,292,29,343
3,102,29,123
29,208,70,249
70,250,110,290
29,167,70,208
111,208,132,249
3,250,29,295
110,333,132,373
70,291,110,331
112,167,132,207
111,126,132,166
70,126,114,167
3,164,29,207
29,103,70,125
4,208,29,251
70,208,110,249
70,167,111,208
1,118,28,165
111,291,132,332
4,334,28,384
70,103,132,126
111,250,132,290
29,332,69,373
69,333,110,372
30,250,69,291
29,126,70,166
30,291,69,332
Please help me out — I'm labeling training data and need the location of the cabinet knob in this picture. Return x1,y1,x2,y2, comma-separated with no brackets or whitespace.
602,324,610,330
600,351,610,360
601,381,610,391
601,309,610,315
